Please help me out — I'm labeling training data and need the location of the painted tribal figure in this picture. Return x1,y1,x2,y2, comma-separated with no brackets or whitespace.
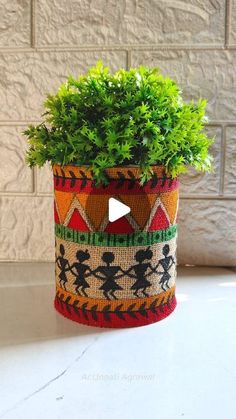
70,250,92,297
124,247,154,297
56,245,175,298
92,252,124,300
55,244,70,290
154,244,176,291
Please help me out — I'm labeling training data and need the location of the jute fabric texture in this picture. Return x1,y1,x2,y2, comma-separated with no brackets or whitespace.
53,164,179,328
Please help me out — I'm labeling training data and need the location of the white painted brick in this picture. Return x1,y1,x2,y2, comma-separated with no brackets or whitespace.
0,0,31,47
230,0,236,44
0,126,33,192
36,0,225,46
177,199,236,266
132,50,236,121
0,51,127,121
180,126,221,196
224,127,236,195
37,164,53,194
0,1,234,266
0,197,54,261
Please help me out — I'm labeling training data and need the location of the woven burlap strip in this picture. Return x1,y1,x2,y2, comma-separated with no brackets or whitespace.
55,236,177,300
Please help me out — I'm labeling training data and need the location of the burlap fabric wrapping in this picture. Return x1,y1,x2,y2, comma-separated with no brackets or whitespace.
53,165,179,328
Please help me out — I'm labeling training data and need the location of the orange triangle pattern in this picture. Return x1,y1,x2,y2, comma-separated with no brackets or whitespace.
54,189,178,231
160,190,178,224
118,194,157,229
54,190,74,224
77,194,109,230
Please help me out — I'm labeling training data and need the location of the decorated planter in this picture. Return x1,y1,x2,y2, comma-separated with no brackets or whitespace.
24,62,213,328
53,164,179,328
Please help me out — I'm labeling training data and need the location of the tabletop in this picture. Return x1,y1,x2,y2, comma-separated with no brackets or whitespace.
0,264,235,419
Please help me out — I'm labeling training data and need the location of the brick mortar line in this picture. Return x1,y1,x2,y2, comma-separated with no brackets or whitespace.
32,166,37,194
0,45,235,53
179,196,236,200
218,125,224,196
225,0,232,48
30,0,36,48
220,126,227,195
25,44,229,51
0,121,41,125
0,192,52,197
127,50,131,70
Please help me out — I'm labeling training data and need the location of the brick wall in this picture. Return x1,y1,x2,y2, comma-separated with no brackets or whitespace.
0,0,235,265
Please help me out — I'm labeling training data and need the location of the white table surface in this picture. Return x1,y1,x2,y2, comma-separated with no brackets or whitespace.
0,264,235,419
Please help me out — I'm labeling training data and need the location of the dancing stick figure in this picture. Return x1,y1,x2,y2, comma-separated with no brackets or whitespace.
155,244,175,291
125,247,154,297
92,252,124,300
70,250,92,297
56,244,70,290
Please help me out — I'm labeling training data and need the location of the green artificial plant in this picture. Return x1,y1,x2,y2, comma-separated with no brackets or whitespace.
24,61,213,184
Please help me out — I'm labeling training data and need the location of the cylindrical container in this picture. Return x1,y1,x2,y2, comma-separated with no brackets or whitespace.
53,165,179,328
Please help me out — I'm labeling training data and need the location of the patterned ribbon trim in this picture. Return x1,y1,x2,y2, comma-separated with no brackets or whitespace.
54,294,177,327
56,284,175,311
53,164,179,194
55,223,177,247
53,164,168,179
53,177,179,194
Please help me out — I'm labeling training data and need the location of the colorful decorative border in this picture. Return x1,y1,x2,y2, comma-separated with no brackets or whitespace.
53,164,178,327
53,164,169,179
55,223,177,247
53,164,179,194
54,293,177,328
53,177,179,194
56,284,175,311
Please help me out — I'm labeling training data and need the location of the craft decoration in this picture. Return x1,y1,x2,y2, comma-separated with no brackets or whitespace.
54,165,178,328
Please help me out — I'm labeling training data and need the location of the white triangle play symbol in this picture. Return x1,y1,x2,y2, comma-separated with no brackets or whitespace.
108,198,130,222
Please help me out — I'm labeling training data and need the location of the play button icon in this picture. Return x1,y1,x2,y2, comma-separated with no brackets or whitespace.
108,198,131,222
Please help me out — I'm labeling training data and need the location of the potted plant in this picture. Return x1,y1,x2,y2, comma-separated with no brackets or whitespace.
24,62,213,328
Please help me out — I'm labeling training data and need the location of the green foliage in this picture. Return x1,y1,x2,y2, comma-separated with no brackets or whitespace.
24,61,214,184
